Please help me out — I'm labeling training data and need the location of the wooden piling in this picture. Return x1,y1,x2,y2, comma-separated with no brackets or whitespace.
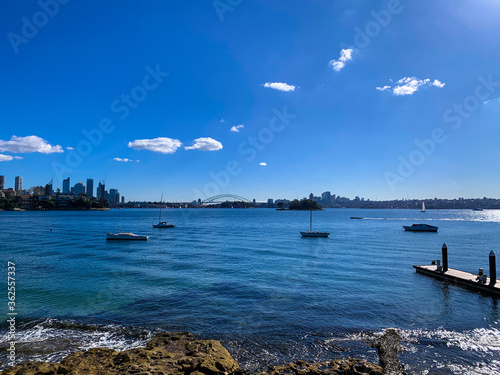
490,251,497,286
442,243,448,272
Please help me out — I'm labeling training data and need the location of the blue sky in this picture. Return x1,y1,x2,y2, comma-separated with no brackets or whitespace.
1,0,500,202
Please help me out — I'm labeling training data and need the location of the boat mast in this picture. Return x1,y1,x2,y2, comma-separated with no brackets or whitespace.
159,193,163,222
310,209,312,231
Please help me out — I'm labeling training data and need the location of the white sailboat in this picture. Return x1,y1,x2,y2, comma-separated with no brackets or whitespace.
420,202,426,213
153,194,175,228
300,210,330,237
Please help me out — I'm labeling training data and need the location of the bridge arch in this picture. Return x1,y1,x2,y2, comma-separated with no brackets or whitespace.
202,194,252,204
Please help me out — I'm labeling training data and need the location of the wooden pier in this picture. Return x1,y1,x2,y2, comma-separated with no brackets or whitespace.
413,244,500,297
413,264,500,296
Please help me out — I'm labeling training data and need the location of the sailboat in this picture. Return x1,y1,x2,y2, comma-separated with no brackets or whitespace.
420,202,426,213
153,194,175,228
300,210,330,237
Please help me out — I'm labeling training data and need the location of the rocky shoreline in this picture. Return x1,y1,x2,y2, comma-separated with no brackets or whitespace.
1,331,405,374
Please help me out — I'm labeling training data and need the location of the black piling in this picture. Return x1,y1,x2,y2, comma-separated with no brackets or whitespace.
490,251,496,286
442,243,448,272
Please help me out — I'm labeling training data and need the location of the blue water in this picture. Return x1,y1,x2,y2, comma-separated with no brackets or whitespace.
0,209,499,374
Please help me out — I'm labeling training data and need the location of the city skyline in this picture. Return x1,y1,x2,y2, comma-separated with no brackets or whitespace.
1,1,500,201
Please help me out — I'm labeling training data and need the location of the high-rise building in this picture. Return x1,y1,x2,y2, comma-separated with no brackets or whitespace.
0,175,4,190
74,182,86,196
62,177,70,194
15,176,23,192
86,178,94,198
121,196,125,204
109,189,119,204
97,182,105,199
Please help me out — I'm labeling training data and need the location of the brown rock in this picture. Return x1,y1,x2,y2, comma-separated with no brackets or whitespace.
1,332,238,375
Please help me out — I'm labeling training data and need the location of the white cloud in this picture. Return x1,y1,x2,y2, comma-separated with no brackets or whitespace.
0,154,23,162
432,79,445,88
230,125,244,132
128,137,182,154
328,48,353,72
66,146,75,150
184,137,223,151
220,118,225,123
263,82,296,92
377,77,446,96
259,162,267,166
112,157,138,162
0,135,63,154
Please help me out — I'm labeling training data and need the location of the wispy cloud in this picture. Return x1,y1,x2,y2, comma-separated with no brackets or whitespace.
230,125,244,132
66,146,75,150
0,135,63,154
0,154,23,162
184,137,223,151
377,77,446,96
263,82,296,92
328,48,353,72
128,137,182,154
259,162,267,166
112,157,139,162
220,118,225,123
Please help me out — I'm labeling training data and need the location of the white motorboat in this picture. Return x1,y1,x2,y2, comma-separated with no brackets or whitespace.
106,232,149,241
403,224,438,232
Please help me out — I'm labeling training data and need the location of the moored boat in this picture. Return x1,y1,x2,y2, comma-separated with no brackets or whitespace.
301,210,329,237
106,232,149,240
403,224,438,232
153,194,176,228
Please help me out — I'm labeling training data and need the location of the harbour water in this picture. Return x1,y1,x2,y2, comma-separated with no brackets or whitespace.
0,208,499,373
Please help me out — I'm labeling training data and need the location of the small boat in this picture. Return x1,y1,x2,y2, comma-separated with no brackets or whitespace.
153,194,176,228
402,224,438,232
106,232,149,241
350,216,363,219
301,210,329,237
472,208,483,211
420,202,426,213
106,224,149,240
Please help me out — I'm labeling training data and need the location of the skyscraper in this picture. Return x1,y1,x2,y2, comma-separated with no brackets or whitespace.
0,175,4,190
63,177,70,194
86,178,94,198
74,182,86,196
97,182,105,199
109,189,119,204
15,176,23,192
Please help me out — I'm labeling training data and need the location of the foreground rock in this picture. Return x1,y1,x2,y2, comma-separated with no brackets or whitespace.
1,332,238,375
259,359,383,374
372,329,406,375
1,332,383,375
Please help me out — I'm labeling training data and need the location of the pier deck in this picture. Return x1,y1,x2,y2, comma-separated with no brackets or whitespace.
414,265,500,297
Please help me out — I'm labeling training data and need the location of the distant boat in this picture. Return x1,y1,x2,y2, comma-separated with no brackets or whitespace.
153,194,175,228
403,224,438,232
350,216,363,219
472,208,483,211
106,225,148,240
301,210,329,237
420,202,426,213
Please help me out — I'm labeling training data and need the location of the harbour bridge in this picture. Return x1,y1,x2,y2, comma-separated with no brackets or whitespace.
201,194,252,205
